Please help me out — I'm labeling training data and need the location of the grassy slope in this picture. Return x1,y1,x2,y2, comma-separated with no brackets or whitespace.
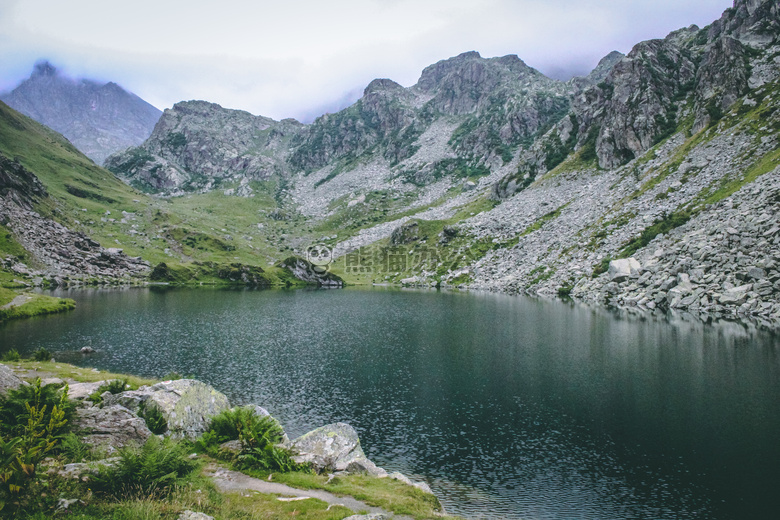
0,286,75,322
0,102,307,284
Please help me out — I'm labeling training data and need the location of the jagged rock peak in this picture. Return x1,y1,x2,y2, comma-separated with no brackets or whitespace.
416,51,538,93
363,78,405,96
585,51,625,83
32,60,57,78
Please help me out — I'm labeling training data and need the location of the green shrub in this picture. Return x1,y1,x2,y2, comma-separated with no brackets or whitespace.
1,349,20,362
0,379,74,437
0,379,69,512
89,437,199,499
202,407,307,472
138,401,168,435
31,348,52,362
58,432,93,463
87,379,129,404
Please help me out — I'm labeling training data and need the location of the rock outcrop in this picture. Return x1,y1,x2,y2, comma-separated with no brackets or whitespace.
287,422,385,475
105,100,302,193
102,379,231,439
0,363,24,395
71,404,153,451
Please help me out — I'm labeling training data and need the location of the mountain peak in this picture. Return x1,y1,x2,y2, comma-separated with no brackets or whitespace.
32,60,58,78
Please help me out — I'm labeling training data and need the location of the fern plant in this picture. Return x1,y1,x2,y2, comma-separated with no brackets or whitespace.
89,436,199,499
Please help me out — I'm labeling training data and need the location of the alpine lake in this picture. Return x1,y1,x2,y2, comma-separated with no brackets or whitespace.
1,286,778,520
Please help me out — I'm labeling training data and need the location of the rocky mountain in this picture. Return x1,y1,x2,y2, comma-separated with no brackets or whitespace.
1,61,161,164
105,100,301,194
3,0,780,326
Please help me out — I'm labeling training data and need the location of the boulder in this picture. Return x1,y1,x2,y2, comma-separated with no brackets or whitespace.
103,379,230,439
288,422,384,474
0,363,23,395
178,512,214,520
719,283,753,304
59,457,121,479
71,405,152,451
68,380,115,400
608,258,642,282
343,515,389,520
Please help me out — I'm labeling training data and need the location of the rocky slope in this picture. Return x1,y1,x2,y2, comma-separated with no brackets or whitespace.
0,150,149,285
105,101,302,194
1,61,161,164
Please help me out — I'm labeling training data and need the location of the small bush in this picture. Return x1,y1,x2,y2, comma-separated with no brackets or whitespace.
0,379,75,437
203,407,307,472
1,349,20,362
0,379,70,511
138,401,168,435
59,432,93,463
89,437,200,499
31,348,52,362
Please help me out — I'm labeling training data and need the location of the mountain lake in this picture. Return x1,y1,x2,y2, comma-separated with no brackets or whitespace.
1,286,778,519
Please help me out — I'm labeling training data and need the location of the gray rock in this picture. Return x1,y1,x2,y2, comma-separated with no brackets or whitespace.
59,457,121,479
747,267,767,280
146,379,231,439
177,511,215,520
608,258,642,282
71,405,153,451
288,422,383,474
67,380,116,400
343,515,389,520
0,363,24,395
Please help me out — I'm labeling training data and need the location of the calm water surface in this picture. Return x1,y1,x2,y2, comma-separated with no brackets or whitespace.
1,287,779,519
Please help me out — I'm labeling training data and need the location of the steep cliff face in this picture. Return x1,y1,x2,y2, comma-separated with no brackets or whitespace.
105,101,303,194
289,78,420,171
0,153,47,210
568,0,779,170
0,61,161,164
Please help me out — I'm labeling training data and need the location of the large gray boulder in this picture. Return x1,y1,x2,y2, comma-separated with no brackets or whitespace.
103,379,231,439
288,422,386,476
71,405,152,452
608,258,642,282
0,363,23,395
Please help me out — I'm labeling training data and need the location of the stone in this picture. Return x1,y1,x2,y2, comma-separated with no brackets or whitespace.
59,458,121,479
146,379,231,439
56,498,82,511
80,346,96,354
68,380,115,400
288,422,382,474
178,511,215,520
343,515,389,520
0,363,24,395
608,258,642,282
71,405,153,451
719,284,753,304
747,267,767,280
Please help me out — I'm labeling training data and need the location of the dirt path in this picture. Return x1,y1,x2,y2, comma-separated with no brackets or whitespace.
0,294,33,310
205,464,409,518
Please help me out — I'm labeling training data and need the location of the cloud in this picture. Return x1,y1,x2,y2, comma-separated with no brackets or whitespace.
0,0,734,121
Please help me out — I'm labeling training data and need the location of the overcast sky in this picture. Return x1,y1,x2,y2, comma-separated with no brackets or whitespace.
0,0,733,122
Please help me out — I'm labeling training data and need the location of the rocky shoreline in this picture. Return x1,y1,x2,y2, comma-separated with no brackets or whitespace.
0,363,439,519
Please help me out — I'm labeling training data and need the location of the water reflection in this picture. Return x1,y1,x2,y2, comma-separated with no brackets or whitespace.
1,286,778,519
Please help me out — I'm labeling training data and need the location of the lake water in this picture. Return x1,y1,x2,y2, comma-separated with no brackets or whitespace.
1,287,779,519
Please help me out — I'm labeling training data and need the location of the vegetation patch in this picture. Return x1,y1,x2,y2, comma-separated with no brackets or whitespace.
0,288,76,323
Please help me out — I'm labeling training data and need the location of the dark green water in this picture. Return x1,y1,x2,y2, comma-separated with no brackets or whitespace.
1,287,779,519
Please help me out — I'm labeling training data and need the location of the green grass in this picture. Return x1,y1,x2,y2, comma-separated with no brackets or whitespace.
519,202,570,237
0,288,75,323
262,472,454,520
0,224,29,262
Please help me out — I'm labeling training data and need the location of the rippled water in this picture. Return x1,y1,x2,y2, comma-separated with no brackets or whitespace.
1,287,779,519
